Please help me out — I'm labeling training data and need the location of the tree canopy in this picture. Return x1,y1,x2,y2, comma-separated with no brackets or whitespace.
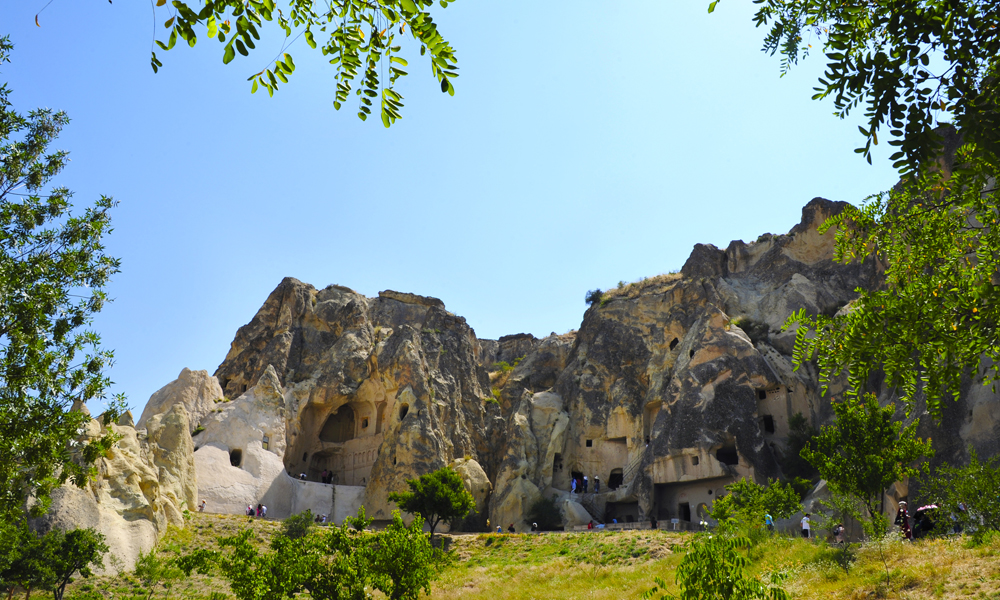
0,37,123,522
150,0,459,127
388,466,474,540
801,393,933,531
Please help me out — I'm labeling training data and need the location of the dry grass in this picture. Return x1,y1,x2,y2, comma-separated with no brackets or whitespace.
600,272,683,303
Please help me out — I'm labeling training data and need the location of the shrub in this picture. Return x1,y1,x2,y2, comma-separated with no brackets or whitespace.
282,510,314,540
585,289,604,307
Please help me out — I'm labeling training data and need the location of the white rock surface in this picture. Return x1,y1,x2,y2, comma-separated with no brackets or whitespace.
138,368,225,433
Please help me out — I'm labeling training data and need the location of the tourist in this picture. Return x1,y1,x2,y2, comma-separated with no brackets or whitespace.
508,523,515,533
594,476,600,493
571,478,577,494
497,525,502,533
321,514,327,524
587,520,593,530
261,505,267,519
583,476,588,493
833,522,845,544
299,472,306,480
650,516,658,530
765,512,774,532
800,513,811,539
247,505,254,518
895,501,912,540
256,503,262,517
198,500,206,512
530,522,538,532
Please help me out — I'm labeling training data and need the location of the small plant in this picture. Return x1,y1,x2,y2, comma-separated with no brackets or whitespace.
585,289,604,307
617,280,625,289
192,425,205,436
731,317,771,345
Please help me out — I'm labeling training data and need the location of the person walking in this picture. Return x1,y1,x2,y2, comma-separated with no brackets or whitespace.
261,505,268,519
594,476,600,493
198,500,206,512
833,522,845,544
583,476,589,493
895,501,912,540
765,513,774,532
571,478,577,494
800,513,811,539
507,523,516,533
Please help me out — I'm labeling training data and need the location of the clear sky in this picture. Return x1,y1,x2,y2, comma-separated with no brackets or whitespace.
2,0,901,415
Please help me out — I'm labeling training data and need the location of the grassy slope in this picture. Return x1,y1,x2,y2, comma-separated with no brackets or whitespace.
63,513,1000,600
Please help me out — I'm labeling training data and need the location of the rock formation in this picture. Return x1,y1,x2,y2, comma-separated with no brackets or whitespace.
129,196,1000,533
32,405,196,571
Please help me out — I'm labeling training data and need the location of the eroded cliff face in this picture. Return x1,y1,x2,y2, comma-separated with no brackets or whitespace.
212,284,504,520
132,196,998,531
32,405,197,571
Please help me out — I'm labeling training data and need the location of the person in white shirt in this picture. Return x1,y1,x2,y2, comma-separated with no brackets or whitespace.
800,513,812,539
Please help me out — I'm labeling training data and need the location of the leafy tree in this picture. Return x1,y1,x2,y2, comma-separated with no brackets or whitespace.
713,0,1000,174
585,289,604,307
36,528,108,600
526,496,562,532
281,509,315,540
0,523,51,600
133,548,183,600
388,466,474,541
800,393,933,536
148,0,459,127
642,532,789,600
178,507,435,600
0,37,123,522
921,447,1000,540
368,512,435,600
709,478,801,534
788,151,1000,418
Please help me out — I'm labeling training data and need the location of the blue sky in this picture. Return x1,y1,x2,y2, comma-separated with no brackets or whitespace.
2,0,900,415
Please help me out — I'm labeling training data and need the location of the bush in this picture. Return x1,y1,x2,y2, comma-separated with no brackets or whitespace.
920,447,1000,540
526,497,562,531
282,510,314,540
585,289,604,307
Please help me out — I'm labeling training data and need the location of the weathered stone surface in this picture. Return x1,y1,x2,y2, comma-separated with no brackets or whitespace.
138,368,224,433
128,197,1000,533
32,404,196,572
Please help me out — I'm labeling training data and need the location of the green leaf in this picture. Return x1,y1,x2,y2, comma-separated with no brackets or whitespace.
207,15,218,38
305,30,317,49
235,39,248,56
400,0,418,12
707,1,719,12
251,78,258,94
390,56,408,66
223,42,236,64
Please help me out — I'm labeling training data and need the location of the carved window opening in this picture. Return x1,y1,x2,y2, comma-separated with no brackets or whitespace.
320,405,356,443
586,439,593,448
230,449,243,468
553,453,562,473
669,338,679,350
689,350,695,358
303,452,308,462
399,404,409,419
715,444,739,466
691,456,699,466
757,389,767,400
362,418,369,429
376,403,386,433
678,502,691,522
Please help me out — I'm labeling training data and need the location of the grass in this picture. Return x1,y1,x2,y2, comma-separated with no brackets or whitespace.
598,272,684,304
60,513,1000,600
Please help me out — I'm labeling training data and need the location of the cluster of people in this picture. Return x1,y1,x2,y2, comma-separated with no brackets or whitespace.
247,503,268,518
570,475,600,494
319,470,336,484
314,513,328,524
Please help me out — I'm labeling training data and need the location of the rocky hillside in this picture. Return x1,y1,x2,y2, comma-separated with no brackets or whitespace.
62,196,1000,571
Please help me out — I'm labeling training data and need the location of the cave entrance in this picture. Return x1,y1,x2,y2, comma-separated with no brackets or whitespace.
375,402,386,434
679,502,691,522
320,405,356,443
229,449,243,468
570,471,583,493
608,468,624,490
